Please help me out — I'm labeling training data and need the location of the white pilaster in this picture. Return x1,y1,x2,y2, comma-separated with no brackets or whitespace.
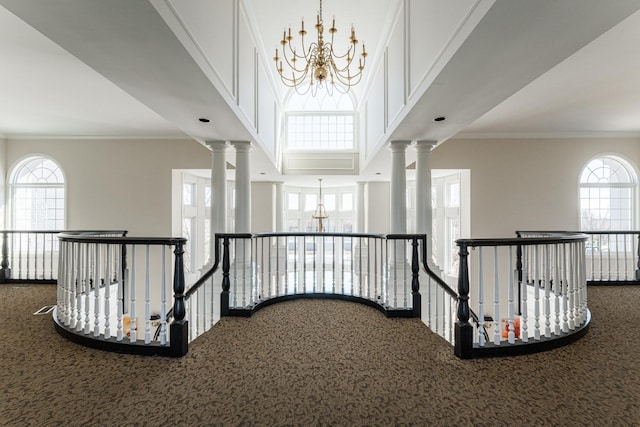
231,141,252,233
355,181,366,233
274,182,285,232
389,140,411,234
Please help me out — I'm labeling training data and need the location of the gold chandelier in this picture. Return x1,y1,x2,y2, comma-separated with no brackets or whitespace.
274,0,367,96
312,179,328,232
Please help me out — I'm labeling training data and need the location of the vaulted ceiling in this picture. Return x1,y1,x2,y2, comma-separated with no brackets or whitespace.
1,0,640,184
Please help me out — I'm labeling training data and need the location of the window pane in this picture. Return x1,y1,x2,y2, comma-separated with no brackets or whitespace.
324,194,336,211
288,193,300,210
341,193,353,211
305,194,317,211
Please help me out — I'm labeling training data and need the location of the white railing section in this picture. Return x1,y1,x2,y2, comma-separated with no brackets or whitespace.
0,230,126,283
55,233,187,355
454,233,590,358
212,233,431,314
518,231,640,284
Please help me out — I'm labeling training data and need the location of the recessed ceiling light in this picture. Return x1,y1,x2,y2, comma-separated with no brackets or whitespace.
433,116,446,122
376,172,382,175
198,118,210,123
260,172,266,175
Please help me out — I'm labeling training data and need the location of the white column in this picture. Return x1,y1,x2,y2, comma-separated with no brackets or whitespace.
389,140,411,233
205,140,228,263
415,140,441,272
231,141,252,233
355,181,366,233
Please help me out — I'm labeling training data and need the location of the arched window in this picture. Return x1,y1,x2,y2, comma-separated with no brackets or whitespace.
579,155,637,230
10,156,65,230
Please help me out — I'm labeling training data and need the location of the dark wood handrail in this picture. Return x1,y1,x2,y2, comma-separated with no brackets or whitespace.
457,234,588,247
57,234,184,246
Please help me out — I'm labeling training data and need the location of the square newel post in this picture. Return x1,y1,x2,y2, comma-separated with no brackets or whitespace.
454,241,473,359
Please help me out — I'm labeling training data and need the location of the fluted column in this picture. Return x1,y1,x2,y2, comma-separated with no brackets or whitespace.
205,140,228,264
274,182,285,232
355,181,366,233
231,141,252,233
389,141,411,233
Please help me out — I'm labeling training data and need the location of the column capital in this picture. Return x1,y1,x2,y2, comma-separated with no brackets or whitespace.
230,140,252,152
415,140,438,152
204,140,228,152
389,140,411,152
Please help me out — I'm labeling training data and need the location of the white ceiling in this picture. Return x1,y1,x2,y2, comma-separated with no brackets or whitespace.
1,0,640,185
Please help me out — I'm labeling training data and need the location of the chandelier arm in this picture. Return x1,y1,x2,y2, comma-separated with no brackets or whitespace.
282,43,319,73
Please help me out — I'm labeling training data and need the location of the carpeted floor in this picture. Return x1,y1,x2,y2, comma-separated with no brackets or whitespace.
1,284,639,426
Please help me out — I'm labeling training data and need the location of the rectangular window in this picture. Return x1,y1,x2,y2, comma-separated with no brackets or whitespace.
286,113,354,150
324,194,336,211
288,192,300,210
341,193,353,211
305,194,317,211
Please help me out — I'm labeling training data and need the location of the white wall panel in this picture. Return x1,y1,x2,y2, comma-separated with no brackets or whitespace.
257,59,276,158
238,11,256,127
386,3,406,128
164,0,235,98
408,0,478,98
365,61,386,156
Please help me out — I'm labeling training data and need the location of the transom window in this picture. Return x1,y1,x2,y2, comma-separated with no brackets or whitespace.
579,155,637,230
10,156,65,230
285,88,355,151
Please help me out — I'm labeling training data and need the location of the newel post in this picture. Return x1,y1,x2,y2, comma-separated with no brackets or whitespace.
454,242,473,359
0,231,10,283
220,236,231,316
170,240,188,357
411,237,421,318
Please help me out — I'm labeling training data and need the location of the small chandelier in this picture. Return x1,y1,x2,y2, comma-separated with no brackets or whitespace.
274,0,367,96
312,179,329,232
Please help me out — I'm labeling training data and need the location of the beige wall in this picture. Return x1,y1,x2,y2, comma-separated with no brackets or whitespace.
5,138,210,236
432,137,640,238
251,182,274,232
4,137,639,240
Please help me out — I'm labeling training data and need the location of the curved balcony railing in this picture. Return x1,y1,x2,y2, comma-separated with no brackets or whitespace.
54,232,188,357
454,233,590,358
51,230,592,359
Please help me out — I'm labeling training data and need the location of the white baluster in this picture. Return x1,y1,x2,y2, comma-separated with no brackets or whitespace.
116,244,123,342
534,245,541,340
130,246,137,342
145,244,151,344
544,244,551,338
493,246,500,345
521,245,529,342
508,246,515,344
478,247,485,347
160,247,167,345
94,244,101,337
561,244,569,333
104,245,111,339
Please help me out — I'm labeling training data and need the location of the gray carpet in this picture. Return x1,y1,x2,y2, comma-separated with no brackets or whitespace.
1,284,639,426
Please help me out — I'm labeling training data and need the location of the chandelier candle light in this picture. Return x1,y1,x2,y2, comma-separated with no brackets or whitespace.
274,0,367,95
